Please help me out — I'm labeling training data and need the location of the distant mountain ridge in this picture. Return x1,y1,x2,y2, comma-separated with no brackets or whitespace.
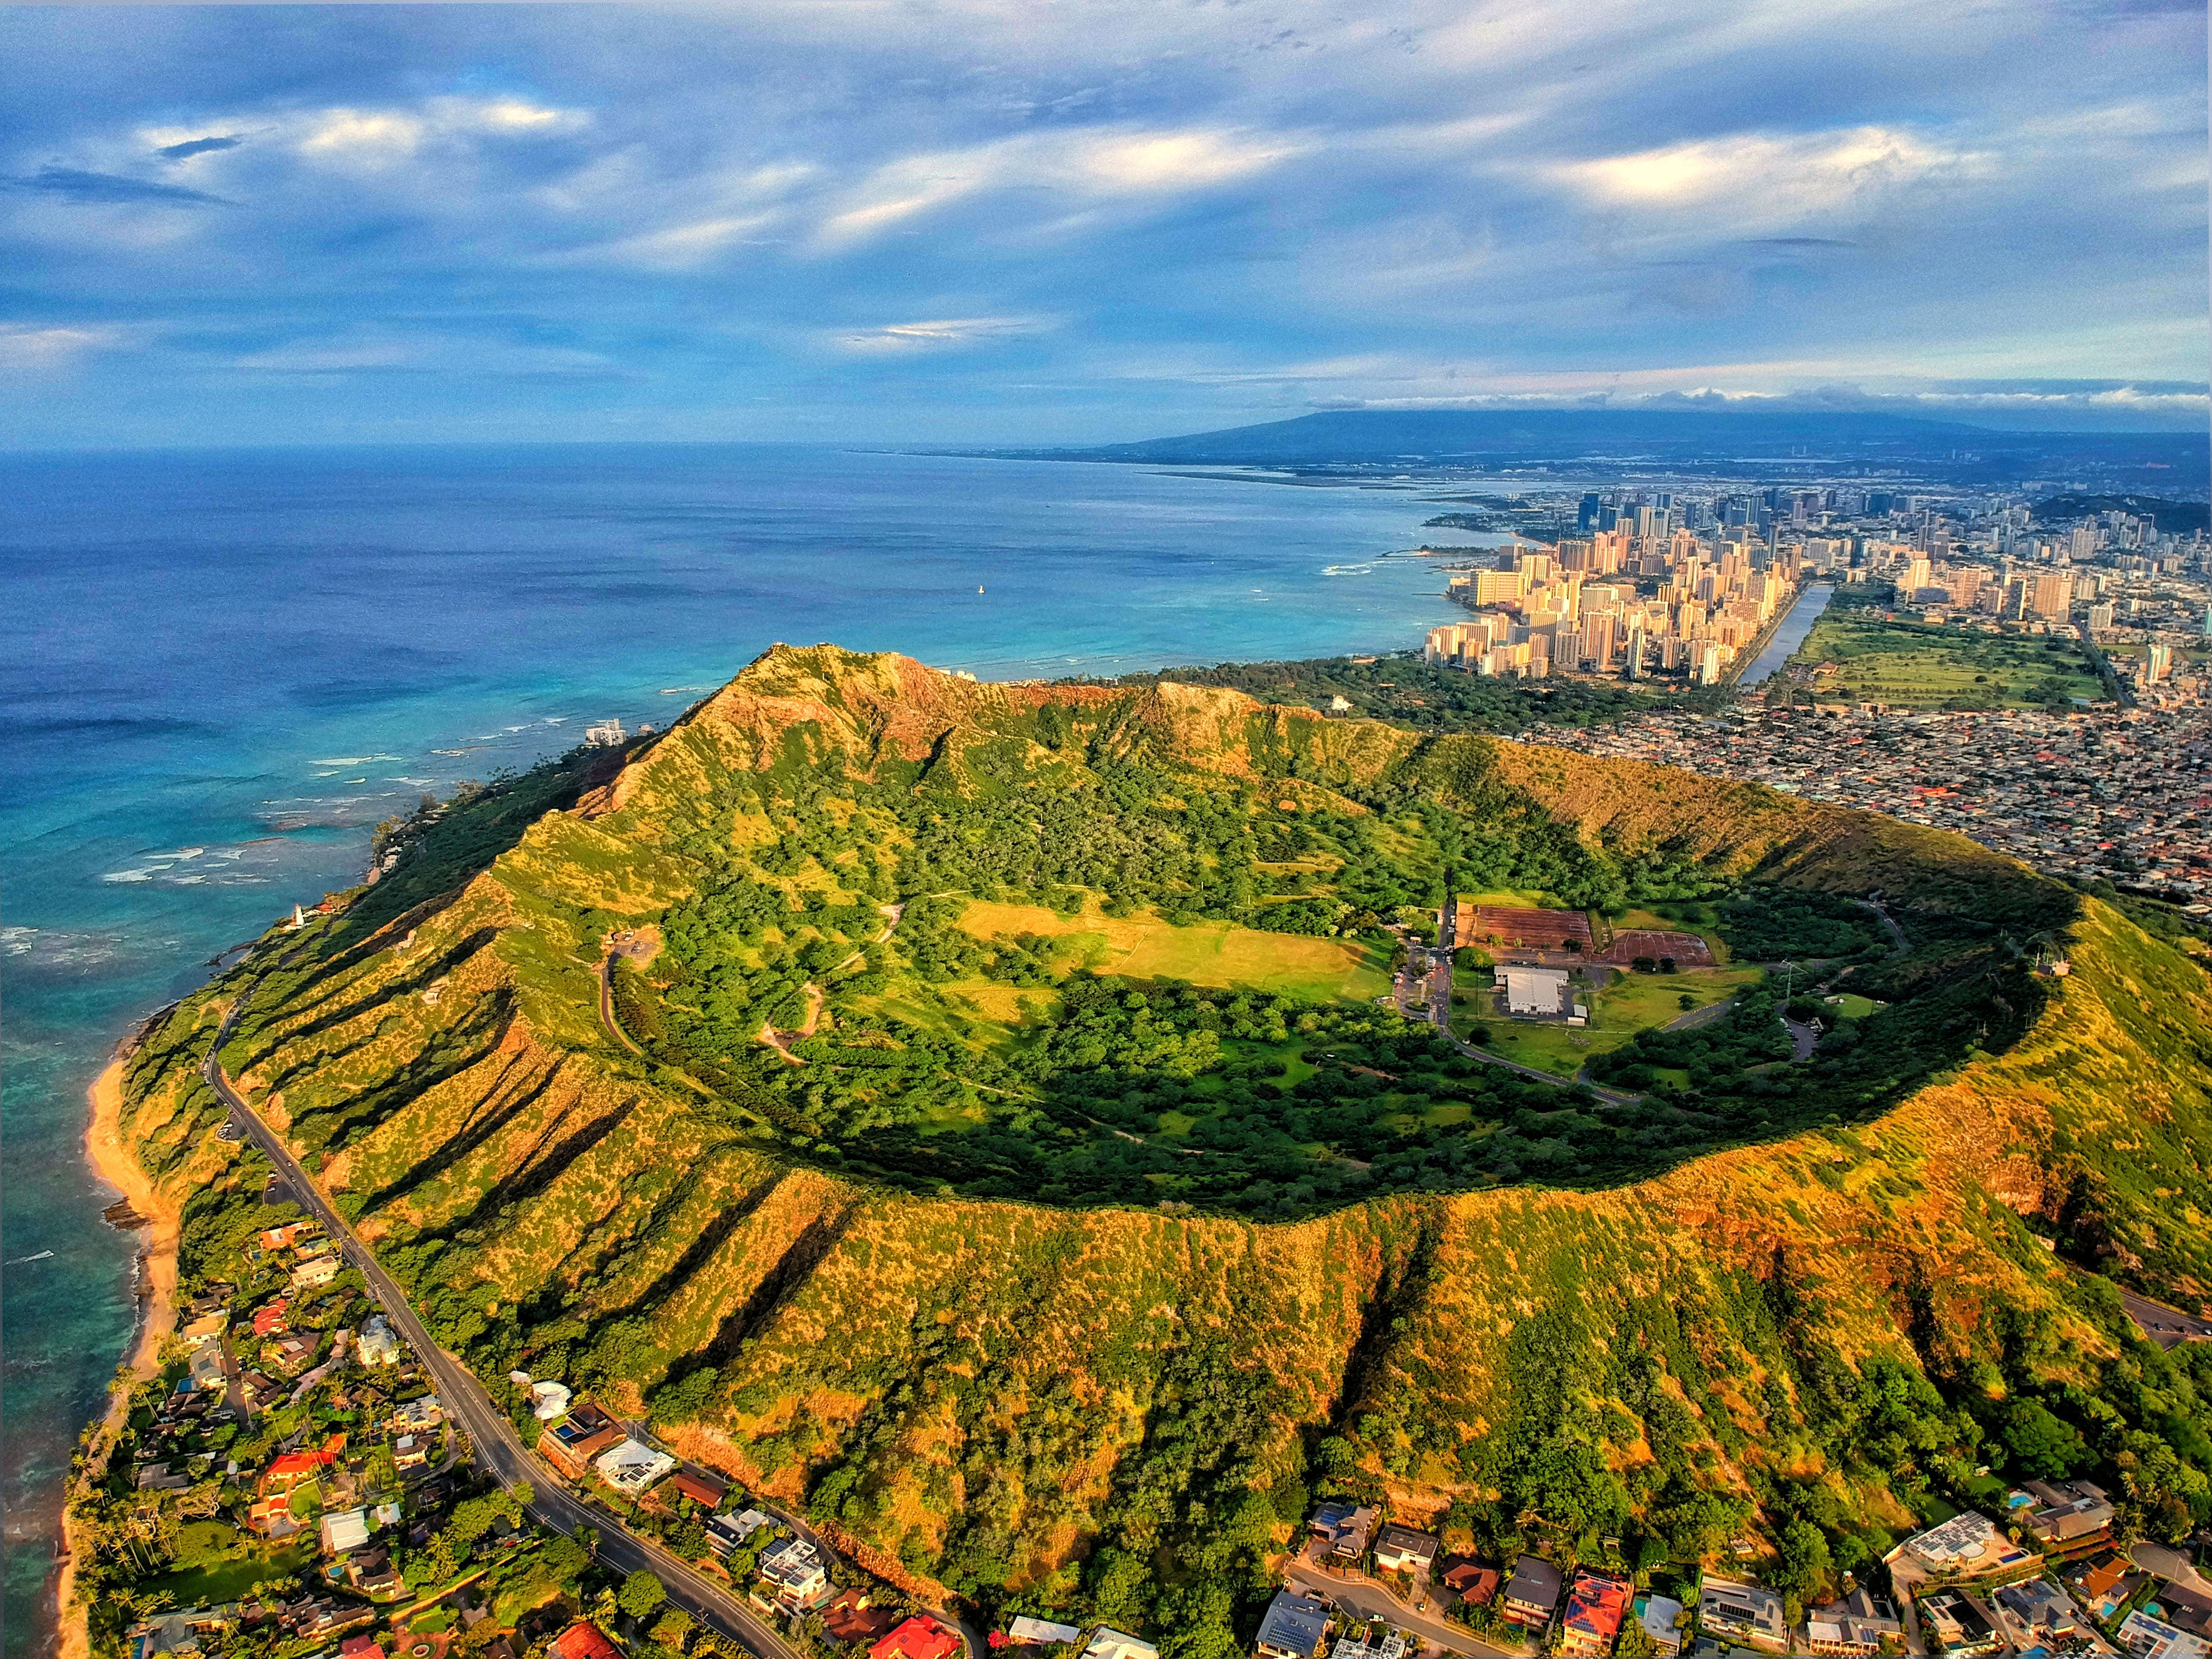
1026,409,2209,477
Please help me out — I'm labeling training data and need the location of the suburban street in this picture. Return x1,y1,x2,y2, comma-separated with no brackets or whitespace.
1284,1560,1510,1659
201,992,799,1659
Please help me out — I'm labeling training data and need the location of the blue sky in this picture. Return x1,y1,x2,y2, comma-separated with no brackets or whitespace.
1,0,2205,447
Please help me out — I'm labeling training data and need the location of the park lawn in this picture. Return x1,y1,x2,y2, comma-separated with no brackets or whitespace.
955,899,1390,1001
147,1540,316,1607
1823,992,1884,1019
1455,966,1758,1078
1461,1018,1602,1078
1793,616,2107,707
1601,965,1761,1029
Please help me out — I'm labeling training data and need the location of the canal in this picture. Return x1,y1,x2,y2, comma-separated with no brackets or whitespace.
1738,580,1836,686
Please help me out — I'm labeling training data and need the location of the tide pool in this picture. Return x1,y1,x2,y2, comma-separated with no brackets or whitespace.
0,442,1488,1652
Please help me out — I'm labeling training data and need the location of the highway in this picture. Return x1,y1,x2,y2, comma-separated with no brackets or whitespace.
201,993,801,1659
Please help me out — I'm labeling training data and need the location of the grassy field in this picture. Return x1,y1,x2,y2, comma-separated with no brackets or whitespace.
955,899,1391,1001
1793,615,2106,708
1822,992,1885,1019
148,1540,316,1607
1454,964,1763,1077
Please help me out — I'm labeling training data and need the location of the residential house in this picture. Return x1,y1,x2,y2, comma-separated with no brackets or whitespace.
869,1616,963,1659
393,1434,431,1471
263,1335,314,1374
1891,1512,2037,1579
253,1301,290,1338
394,1395,445,1433
2016,1479,2118,1551
705,1509,773,1558
671,1468,729,1510
1559,1570,1633,1659
125,1605,241,1659
1371,1525,1442,1578
545,1621,622,1659
338,1637,383,1659
356,1316,401,1367
1635,1596,1686,1659
1007,1617,1084,1650
187,1348,227,1393
1501,1556,1565,1629
2119,1612,2210,1659
1922,1594,2003,1657
755,1537,833,1614
528,1380,573,1422
2150,1585,2212,1641
178,1311,228,1348
1080,1629,1161,1659
1438,1559,1501,1611
2067,1555,2148,1622
593,1438,676,1496
1308,1502,1379,1565
1253,1591,1332,1659
291,1253,343,1289
259,1223,317,1253
320,1508,371,1555
1698,1576,1788,1653
822,1589,900,1644
343,1548,404,1599
1804,1587,1902,1656
540,1403,624,1478
1328,1633,1408,1659
1992,1578,2101,1653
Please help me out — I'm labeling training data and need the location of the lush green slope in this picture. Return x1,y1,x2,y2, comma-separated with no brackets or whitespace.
115,646,2212,1651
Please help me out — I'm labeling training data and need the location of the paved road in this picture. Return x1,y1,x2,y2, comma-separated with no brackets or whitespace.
1283,1560,1513,1659
1781,1016,1821,1061
1663,996,1739,1032
2133,1541,2212,1597
202,995,799,1659
1855,898,1910,953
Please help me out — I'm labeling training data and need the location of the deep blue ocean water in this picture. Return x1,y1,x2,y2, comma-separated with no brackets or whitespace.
0,443,1487,1652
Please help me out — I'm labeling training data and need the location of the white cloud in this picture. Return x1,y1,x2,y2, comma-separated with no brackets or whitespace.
227,333,619,378
0,323,118,370
1553,125,1986,217
294,98,588,169
816,125,1307,248
835,316,1054,353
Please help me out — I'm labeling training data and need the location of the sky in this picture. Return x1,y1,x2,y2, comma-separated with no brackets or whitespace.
0,0,2205,448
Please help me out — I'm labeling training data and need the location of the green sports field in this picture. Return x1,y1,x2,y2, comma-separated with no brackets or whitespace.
1793,615,2106,708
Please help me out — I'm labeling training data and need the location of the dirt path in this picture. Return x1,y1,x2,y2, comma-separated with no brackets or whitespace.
62,1061,186,1659
764,904,904,1064
759,983,825,1065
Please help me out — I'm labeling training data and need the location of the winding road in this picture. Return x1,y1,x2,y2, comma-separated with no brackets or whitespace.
202,993,800,1659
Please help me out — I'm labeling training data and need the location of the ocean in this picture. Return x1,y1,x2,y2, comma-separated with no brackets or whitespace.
0,442,1488,1652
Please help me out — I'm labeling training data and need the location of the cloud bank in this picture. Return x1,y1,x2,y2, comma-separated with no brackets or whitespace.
0,0,2202,445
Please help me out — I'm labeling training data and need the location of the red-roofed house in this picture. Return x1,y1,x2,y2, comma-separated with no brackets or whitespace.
254,1301,290,1337
870,1616,964,1659
1560,1569,1633,1658
338,1636,383,1659
547,1621,622,1659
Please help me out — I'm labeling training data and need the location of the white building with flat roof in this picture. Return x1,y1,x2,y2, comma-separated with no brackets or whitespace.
1502,965,1571,1017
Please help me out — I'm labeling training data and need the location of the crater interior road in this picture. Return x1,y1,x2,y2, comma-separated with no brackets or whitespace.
200,987,801,1659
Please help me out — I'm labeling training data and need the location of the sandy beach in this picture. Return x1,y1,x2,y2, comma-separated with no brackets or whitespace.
59,1061,183,1659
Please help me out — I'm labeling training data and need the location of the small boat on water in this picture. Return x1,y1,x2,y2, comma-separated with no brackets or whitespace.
5,1250,54,1264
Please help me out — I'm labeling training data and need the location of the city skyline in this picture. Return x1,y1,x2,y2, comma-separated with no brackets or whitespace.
1,0,2205,449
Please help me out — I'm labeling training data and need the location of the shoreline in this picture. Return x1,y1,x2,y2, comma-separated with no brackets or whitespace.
60,1060,183,1659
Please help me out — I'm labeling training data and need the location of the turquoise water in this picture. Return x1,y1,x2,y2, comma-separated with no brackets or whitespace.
0,443,1486,1652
